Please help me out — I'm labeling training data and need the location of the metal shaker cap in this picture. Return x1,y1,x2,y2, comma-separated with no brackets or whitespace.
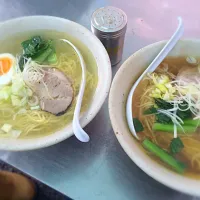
91,6,127,37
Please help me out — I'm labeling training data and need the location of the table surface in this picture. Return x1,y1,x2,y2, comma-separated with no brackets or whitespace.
0,0,200,199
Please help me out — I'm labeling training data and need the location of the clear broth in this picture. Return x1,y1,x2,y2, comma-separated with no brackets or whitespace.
132,57,200,178
0,30,98,138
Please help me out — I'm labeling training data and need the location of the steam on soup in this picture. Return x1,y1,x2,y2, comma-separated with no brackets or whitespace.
0,30,98,138
132,56,200,176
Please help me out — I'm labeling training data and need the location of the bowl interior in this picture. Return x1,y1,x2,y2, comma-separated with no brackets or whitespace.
0,16,111,150
109,39,200,196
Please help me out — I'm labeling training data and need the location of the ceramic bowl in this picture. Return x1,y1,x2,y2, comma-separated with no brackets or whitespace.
109,40,200,196
0,16,111,151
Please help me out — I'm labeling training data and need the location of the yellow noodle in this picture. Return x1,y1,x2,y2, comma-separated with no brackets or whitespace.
139,76,200,173
0,53,97,138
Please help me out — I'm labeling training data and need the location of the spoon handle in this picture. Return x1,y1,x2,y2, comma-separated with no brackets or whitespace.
138,17,183,86
148,17,184,73
126,17,184,140
61,39,90,142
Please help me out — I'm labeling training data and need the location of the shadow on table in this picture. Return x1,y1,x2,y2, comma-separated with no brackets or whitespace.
106,141,195,200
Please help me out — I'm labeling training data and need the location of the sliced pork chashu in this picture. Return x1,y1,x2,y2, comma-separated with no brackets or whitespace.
176,66,200,85
31,67,73,115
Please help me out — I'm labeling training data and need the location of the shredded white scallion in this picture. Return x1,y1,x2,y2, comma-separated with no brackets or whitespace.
157,109,185,133
23,59,45,86
173,103,178,138
167,79,200,120
22,59,55,100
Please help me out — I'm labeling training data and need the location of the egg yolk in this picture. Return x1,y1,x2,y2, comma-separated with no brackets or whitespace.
0,57,12,76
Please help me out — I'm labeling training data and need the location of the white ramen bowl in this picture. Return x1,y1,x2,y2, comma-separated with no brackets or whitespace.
109,40,200,196
0,16,111,151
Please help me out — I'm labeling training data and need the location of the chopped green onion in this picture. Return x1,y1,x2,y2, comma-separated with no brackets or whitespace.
1,124,12,133
10,129,22,138
30,105,40,110
11,95,22,107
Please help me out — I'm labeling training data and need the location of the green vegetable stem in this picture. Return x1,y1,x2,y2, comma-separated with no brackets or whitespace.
152,123,197,134
34,47,53,63
183,119,200,127
142,139,186,173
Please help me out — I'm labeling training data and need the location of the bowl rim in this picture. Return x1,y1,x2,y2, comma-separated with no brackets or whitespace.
0,15,112,151
109,39,200,196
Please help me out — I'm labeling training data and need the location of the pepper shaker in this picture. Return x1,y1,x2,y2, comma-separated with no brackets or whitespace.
91,6,127,66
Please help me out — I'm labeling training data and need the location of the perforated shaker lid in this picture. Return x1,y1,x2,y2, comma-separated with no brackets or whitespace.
91,6,127,34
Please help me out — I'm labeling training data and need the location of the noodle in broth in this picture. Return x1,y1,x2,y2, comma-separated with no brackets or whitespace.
0,30,98,138
132,57,200,177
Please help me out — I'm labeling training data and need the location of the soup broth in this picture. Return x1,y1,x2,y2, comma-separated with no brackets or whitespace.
0,30,98,138
132,57,200,178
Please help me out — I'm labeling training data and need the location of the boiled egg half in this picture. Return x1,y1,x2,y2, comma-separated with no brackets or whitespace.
0,53,15,86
